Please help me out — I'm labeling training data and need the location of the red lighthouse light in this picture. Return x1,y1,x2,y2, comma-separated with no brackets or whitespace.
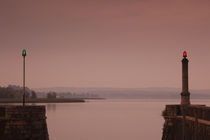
183,51,187,57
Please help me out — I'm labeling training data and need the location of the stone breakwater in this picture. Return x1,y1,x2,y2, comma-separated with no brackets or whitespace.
162,104,210,140
0,105,49,140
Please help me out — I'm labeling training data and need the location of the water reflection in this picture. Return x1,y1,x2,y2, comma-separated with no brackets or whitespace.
46,104,56,111
46,99,169,140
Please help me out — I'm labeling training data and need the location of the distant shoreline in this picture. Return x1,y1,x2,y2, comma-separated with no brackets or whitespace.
0,98,86,103
83,98,105,100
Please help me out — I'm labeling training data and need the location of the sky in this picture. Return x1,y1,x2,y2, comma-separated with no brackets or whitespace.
0,0,210,89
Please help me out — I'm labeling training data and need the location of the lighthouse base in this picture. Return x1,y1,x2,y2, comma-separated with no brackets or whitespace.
181,92,190,105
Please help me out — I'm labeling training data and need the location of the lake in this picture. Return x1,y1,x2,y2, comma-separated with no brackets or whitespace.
45,99,210,140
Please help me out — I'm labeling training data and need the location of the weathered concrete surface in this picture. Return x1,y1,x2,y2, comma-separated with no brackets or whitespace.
162,105,210,140
0,105,49,140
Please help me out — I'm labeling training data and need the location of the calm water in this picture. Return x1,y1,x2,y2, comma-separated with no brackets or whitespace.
44,99,210,140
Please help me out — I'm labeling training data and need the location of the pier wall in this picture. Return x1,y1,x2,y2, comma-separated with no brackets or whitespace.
162,105,210,140
0,105,49,140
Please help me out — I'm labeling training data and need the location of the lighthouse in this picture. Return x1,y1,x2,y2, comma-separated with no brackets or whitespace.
181,51,190,105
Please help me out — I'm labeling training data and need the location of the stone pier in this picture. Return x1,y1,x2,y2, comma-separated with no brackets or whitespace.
162,105,210,140
0,105,49,140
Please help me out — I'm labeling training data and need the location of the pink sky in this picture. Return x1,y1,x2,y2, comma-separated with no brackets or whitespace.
0,0,210,89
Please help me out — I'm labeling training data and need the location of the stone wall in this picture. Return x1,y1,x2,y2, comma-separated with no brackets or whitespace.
162,104,210,140
0,105,49,140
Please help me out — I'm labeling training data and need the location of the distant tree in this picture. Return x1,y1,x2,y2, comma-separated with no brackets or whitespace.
47,92,57,98
25,92,30,98
31,91,37,98
0,86,32,99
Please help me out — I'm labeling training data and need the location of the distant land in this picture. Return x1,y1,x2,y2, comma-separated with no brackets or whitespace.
33,87,210,99
0,98,85,103
0,85,85,103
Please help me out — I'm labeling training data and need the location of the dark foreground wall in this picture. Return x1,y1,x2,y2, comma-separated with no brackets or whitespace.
0,105,49,140
162,105,210,140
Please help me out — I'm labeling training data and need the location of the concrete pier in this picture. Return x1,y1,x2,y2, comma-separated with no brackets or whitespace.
0,105,49,140
162,105,210,140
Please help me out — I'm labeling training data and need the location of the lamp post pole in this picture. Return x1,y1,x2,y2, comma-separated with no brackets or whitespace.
22,49,26,106
181,51,190,105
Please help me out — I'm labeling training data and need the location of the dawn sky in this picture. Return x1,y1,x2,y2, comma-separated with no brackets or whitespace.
0,0,210,89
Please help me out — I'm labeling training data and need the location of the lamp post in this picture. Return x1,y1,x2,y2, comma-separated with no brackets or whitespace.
22,49,26,106
181,51,190,105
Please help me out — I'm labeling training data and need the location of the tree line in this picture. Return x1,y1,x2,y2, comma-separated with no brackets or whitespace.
0,85,37,98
